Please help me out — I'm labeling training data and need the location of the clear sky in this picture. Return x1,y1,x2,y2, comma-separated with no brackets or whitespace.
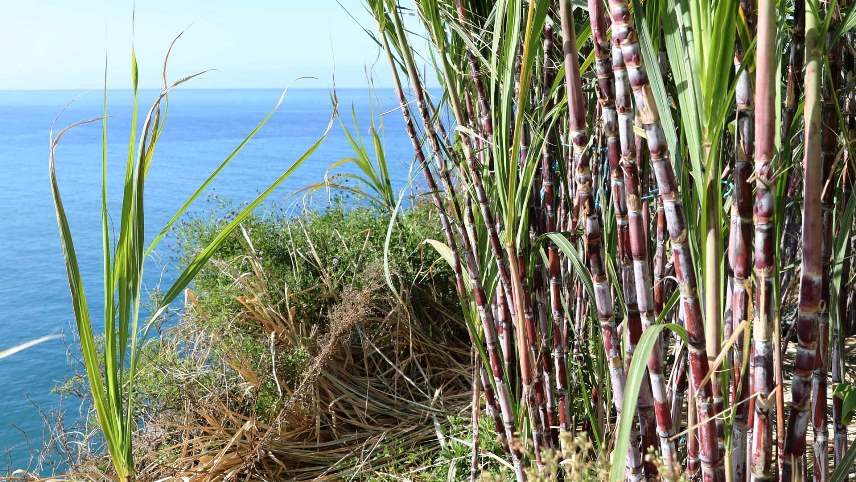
0,0,395,90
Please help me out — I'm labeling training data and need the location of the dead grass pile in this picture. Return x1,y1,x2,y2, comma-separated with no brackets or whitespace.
67,258,470,481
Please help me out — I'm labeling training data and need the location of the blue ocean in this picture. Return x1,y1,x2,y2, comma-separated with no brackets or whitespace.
0,88,414,472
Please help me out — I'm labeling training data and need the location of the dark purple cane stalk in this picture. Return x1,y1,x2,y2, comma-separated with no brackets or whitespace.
496,287,515,383
559,1,643,478
589,1,658,469
780,0,805,296
480,366,509,453
607,2,724,480
750,1,778,480
399,6,549,464
781,0,804,154
451,0,517,316
653,196,668,317
832,167,852,469
688,380,701,481
528,46,557,448
730,2,754,479
745,342,756,482
570,278,589,428
420,4,520,376
811,29,841,481
541,24,571,436
782,0,823,478
606,4,677,467
377,14,526,481
440,5,554,449
512,53,550,459
535,285,558,448
636,131,651,252
832,54,853,460
670,341,686,429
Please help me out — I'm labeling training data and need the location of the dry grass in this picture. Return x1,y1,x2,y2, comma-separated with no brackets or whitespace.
37,250,472,482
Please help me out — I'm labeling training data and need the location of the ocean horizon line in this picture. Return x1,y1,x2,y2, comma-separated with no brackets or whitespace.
0,86,442,93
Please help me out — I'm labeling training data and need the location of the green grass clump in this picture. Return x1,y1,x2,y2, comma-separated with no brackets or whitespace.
364,412,510,481
176,200,456,332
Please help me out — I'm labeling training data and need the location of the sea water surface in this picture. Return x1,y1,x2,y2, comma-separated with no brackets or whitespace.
0,88,415,472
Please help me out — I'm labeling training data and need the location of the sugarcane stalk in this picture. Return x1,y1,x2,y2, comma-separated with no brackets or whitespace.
422,19,535,443
606,3,677,468
636,128,651,253
607,2,724,480
480,365,510,453
497,287,516,386
749,1,778,479
730,2,755,478
811,25,841,480
782,0,823,478
471,350,481,482
377,9,526,480
745,342,756,482
559,1,646,478
670,341,687,429
688,366,701,481
541,24,571,437
435,4,543,436
780,0,805,297
653,196,668,317
832,160,852,471
513,71,550,460
587,1,658,471
831,247,850,470
451,0,517,318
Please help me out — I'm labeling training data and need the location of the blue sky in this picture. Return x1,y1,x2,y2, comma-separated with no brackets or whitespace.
0,1,396,89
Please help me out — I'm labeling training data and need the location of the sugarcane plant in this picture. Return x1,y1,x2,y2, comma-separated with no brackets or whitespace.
363,0,856,480
49,43,332,480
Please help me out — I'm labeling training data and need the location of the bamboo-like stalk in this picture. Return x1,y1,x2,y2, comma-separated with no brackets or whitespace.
832,103,852,467
782,0,824,478
749,1,777,480
607,2,724,480
470,352,481,482
480,366,510,453
559,1,643,479
636,129,651,253
832,172,852,468
781,0,804,154
730,2,754,479
746,342,756,482
513,69,550,461
670,341,687,428
688,369,701,481
434,5,546,451
496,287,516,386
541,24,571,436
811,27,841,480
780,0,805,296
509,40,551,461
376,12,525,480
653,197,668,317
588,2,658,470
607,5,677,468
420,24,522,407
452,0,517,318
